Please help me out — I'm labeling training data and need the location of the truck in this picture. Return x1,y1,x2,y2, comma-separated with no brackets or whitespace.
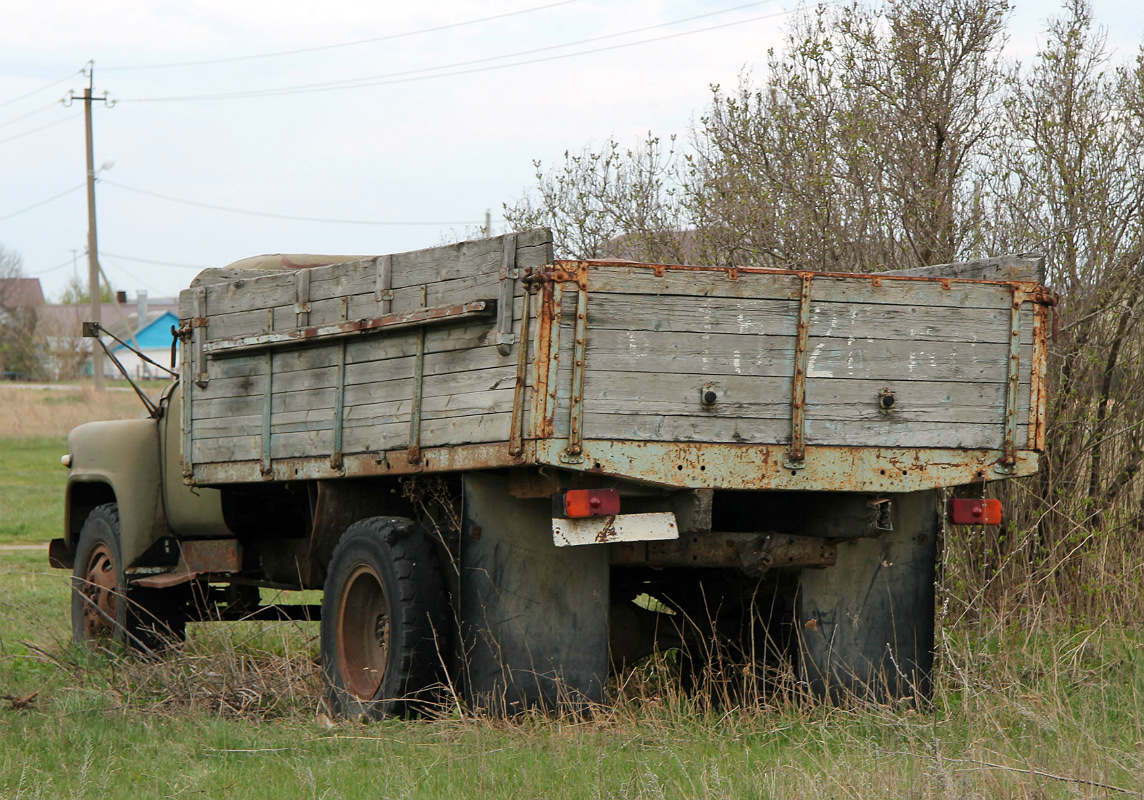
50,228,1053,714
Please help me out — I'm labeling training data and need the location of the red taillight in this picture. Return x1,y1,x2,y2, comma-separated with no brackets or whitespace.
563,488,621,518
948,498,1002,525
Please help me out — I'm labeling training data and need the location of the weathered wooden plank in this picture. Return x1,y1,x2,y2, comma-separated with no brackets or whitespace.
579,327,1031,383
200,272,506,341
882,253,1045,284
180,229,551,320
585,265,1018,310
583,293,1033,346
194,343,517,403
575,372,1030,422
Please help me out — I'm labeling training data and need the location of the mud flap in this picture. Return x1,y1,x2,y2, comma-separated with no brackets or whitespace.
460,472,609,713
797,490,939,703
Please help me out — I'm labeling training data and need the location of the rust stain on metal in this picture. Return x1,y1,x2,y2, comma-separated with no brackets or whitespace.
533,439,1040,493
787,273,813,464
131,539,242,588
617,531,835,572
594,517,619,544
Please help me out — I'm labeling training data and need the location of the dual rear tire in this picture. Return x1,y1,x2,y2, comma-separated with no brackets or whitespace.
319,517,448,719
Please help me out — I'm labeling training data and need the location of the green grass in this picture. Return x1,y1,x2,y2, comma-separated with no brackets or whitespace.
0,436,67,544
2,547,1143,798
1,430,1142,797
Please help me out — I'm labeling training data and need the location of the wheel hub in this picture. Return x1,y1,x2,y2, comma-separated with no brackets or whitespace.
81,542,119,640
337,565,391,700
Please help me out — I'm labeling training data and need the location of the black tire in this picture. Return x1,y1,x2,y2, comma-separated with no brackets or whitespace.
796,490,939,704
320,516,448,719
71,503,186,653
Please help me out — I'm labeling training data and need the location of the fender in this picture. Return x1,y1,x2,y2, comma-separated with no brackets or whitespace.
65,417,166,567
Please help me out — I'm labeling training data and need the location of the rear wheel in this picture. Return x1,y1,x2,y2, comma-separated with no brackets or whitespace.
71,503,185,652
320,517,447,719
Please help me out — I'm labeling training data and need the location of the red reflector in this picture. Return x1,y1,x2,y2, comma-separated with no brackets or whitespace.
948,498,1002,525
564,488,621,518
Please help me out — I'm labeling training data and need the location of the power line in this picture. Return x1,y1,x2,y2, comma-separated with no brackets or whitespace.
26,254,78,276
0,70,81,109
0,101,61,129
0,183,85,222
125,3,789,102
101,251,210,269
0,113,76,145
99,254,167,293
103,1,575,71
100,180,483,226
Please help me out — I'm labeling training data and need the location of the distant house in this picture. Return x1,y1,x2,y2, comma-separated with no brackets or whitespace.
0,277,46,378
108,309,180,379
36,292,181,380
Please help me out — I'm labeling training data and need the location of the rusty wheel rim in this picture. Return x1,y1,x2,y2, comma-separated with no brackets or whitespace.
81,542,119,641
336,564,390,700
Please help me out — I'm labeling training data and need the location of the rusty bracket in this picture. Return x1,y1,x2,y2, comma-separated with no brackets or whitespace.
181,329,195,480
330,338,347,472
408,285,428,464
192,287,209,388
998,285,1024,472
536,281,564,442
496,233,518,356
260,350,274,477
562,283,589,462
508,286,533,456
784,273,813,469
205,299,495,356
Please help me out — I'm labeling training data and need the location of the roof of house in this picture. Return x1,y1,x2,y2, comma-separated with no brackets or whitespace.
36,298,180,340
0,278,45,310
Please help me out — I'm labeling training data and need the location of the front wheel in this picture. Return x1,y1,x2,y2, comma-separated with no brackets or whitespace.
320,517,448,719
71,503,185,652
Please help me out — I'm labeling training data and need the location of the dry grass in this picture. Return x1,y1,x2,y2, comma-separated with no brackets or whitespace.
0,384,162,438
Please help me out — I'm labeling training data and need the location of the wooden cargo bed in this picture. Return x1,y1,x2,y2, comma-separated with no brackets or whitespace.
178,229,1052,492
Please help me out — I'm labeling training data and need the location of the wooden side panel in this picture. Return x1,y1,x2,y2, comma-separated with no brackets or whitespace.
573,269,1036,451
184,232,549,469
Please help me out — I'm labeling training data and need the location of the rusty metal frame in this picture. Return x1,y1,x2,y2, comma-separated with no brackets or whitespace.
203,300,496,356
260,350,274,477
496,232,518,355
131,539,243,589
534,438,1040,493
509,285,533,456
999,286,1025,470
563,281,589,461
529,279,564,440
192,287,209,387
1029,303,1050,451
330,339,347,471
180,337,194,480
408,285,428,464
786,273,813,468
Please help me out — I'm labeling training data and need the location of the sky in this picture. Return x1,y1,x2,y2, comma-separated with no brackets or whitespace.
2,0,1143,303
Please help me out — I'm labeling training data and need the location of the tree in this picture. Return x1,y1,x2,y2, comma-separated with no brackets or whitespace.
0,243,40,378
56,273,113,305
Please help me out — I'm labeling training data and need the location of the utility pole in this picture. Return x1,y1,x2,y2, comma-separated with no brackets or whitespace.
485,209,491,238
75,62,113,390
